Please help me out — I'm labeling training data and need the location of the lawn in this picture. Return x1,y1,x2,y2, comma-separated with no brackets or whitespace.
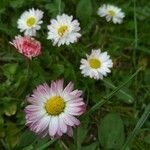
0,0,150,149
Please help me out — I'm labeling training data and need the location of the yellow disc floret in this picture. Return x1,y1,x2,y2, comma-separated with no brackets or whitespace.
108,10,116,17
26,17,36,27
89,58,101,69
58,25,68,36
45,96,65,116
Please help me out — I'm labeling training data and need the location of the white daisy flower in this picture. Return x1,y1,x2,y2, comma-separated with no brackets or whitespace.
25,79,86,138
80,49,113,80
97,4,125,24
17,8,44,36
47,14,81,47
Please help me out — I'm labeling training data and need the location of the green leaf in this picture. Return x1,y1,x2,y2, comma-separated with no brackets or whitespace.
6,121,20,148
4,103,17,116
0,126,5,138
0,0,8,14
22,145,34,150
144,134,150,144
74,121,89,149
17,130,36,148
81,142,98,150
0,116,4,124
31,60,46,85
0,24,16,36
98,113,125,149
33,137,49,149
52,64,64,78
45,0,65,17
77,124,89,144
136,6,150,21
64,65,76,81
36,139,56,150
76,0,93,26
10,0,26,8
2,63,18,79
144,69,150,85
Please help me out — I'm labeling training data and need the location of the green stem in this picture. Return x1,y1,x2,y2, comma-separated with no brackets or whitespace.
81,68,142,119
60,140,69,150
121,103,150,150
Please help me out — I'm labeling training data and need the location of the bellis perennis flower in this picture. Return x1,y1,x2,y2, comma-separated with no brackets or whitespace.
17,8,44,36
47,14,81,47
25,79,86,138
80,49,113,80
10,35,41,59
97,4,125,24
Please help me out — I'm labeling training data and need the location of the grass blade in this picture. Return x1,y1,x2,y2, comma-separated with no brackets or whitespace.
103,79,134,103
36,139,56,150
81,68,141,119
133,0,138,68
121,103,150,150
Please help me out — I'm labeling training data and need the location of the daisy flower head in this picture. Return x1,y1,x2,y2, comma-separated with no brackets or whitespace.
25,79,86,138
17,8,44,36
47,13,81,47
97,4,125,24
80,49,113,80
10,35,41,59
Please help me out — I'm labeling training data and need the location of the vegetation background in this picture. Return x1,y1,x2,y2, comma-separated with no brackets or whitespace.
0,0,150,149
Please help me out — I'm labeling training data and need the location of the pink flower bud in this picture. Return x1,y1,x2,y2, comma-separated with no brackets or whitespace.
10,35,41,59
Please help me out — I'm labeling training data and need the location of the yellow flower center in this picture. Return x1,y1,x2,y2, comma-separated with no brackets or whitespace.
108,10,116,17
58,25,68,36
45,96,65,116
26,17,36,27
89,58,101,69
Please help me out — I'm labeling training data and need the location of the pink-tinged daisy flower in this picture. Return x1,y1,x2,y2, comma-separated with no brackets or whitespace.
10,35,41,59
24,79,86,138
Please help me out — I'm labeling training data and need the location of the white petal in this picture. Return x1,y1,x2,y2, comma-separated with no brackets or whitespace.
49,116,59,136
59,115,67,133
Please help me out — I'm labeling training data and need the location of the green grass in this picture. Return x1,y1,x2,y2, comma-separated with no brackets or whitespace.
0,0,150,149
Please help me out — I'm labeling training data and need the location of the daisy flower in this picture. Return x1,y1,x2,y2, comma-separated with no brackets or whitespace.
24,79,86,138
97,4,125,24
10,35,41,59
17,8,44,36
80,49,113,80
47,14,81,47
